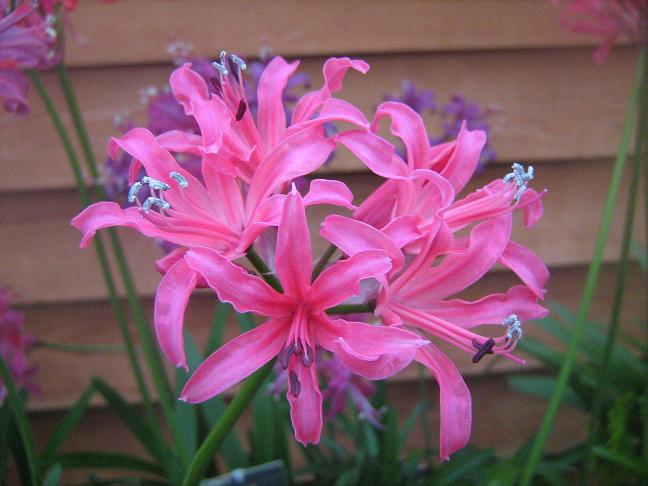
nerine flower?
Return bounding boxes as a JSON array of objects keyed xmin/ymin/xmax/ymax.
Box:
[
  {"xmin": 0, "ymin": 1, "xmax": 57, "ymax": 114},
  {"xmin": 0, "ymin": 288, "xmax": 38, "ymax": 402},
  {"xmin": 73, "ymin": 51, "xmax": 548, "ymax": 458},
  {"xmin": 553, "ymin": 0, "xmax": 647, "ymax": 63},
  {"xmin": 73, "ymin": 55, "xmax": 369, "ymax": 370},
  {"xmin": 178, "ymin": 189, "xmax": 427, "ymax": 444},
  {"xmin": 320, "ymin": 102, "xmax": 548, "ymax": 459}
]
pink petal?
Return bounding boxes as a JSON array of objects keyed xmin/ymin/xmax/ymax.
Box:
[
  {"xmin": 257, "ymin": 57, "xmax": 300, "ymax": 149},
  {"xmin": 244, "ymin": 126, "xmax": 334, "ymax": 216},
  {"xmin": 422, "ymin": 285, "xmax": 548, "ymax": 328},
  {"xmin": 292, "ymin": 57, "xmax": 369, "ymax": 124},
  {"xmin": 287, "ymin": 362, "xmax": 323, "ymax": 445},
  {"xmin": 335, "ymin": 130, "xmax": 407, "ymax": 179},
  {"xmin": 275, "ymin": 189, "xmax": 312, "ymax": 299},
  {"xmin": 184, "ymin": 247, "xmax": 294, "ymax": 316},
  {"xmin": 285, "ymin": 98, "xmax": 370, "ymax": 137},
  {"xmin": 398, "ymin": 215, "xmax": 512, "ymax": 303},
  {"xmin": 498, "ymin": 241, "xmax": 549, "ymax": 299},
  {"xmin": 156, "ymin": 130, "xmax": 203, "ymax": 156},
  {"xmin": 180, "ymin": 316, "xmax": 289, "ymax": 403},
  {"xmin": 331, "ymin": 340, "xmax": 415, "ymax": 380},
  {"xmin": 71, "ymin": 202, "xmax": 235, "ymax": 251},
  {"xmin": 311, "ymin": 250, "xmax": 392, "ymax": 309},
  {"xmin": 415, "ymin": 344, "xmax": 471, "ymax": 461},
  {"xmin": 373, "ymin": 102, "xmax": 430, "ymax": 171},
  {"xmin": 381, "ymin": 215, "xmax": 423, "ymax": 249},
  {"xmin": 316, "ymin": 317, "xmax": 428, "ymax": 357},
  {"xmin": 353, "ymin": 179, "xmax": 400, "ymax": 228},
  {"xmin": 520, "ymin": 188, "xmax": 546, "ymax": 229},
  {"xmin": 169, "ymin": 63, "xmax": 210, "ymax": 113},
  {"xmin": 432, "ymin": 122, "xmax": 487, "ymax": 193},
  {"xmin": 153, "ymin": 258, "xmax": 198, "ymax": 370},
  {"xmin": 303, "ymin": 179, "xmax": 356, "ymax": 209},
  {"xmin": 320, "ymin": 215, "xmax": 404, "ymax": 273}
]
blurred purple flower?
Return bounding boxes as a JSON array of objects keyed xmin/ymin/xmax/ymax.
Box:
[
  {"xmin": 385, "ymin": 81, "xmax": 497, "ymax": 167},
  {"xmin": 433, "ymin": 94, "xmax": 497, "ymax": 165},
  {"xmin": 0, "ymin": 1, "xmax": 58, "ymax": 115},
  {"xmin": 383, "ymin": 80, "xmax": 436, "ymax": 115},
  {"xmin": 0, "ymin": 288, "xmax": 38, "ymax": 403}
]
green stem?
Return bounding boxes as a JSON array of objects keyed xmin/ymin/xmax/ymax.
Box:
[
  {"xmin": 26, "ymin": 70, "xmax": 156, "ymax": 427},
  {"xmin": 519, "ymin": 47, "xmax": 648, "ymax": 486},
  {"xmin": 326, "ymin": 303, "xmax": 375, "ymax": 315},
  {"xmin": 0, "ymin": 357, "xmax": 38, "ymax": 486},
  {"xmin": 418, "ymin": 364, "xmax": 431, "ymax": 461},
  {"xmin": 246, "ymin": 247, "xmax": 283, "ymax": 292},
  {"xmin": 580, "ymin": 48, "xmax": 648, "ymax": 484},
  {"xmin": 312, "ymin": 244, "xmax": 337, "ymax": 281},
  {"xmin": 54, "ymin": 63, "xmax": 184, "ymax": 462},
  {"xmin": 181, "ymin": 360, "xmax": 276, "ymax": 486},
  {"xmin": 37, "ymin": 340, "xmax": 127, "ymax": 353}
]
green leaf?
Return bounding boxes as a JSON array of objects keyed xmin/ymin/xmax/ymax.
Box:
[
  {"xmin": 235, "ymin": 311, "xmax": 255, "ymax": 333},
  {"xmin": 630, "ymin": 241, "xmax": 647, "ymax": 270},
  {"xmin": 174, "ymin": 333, "xmax": 203, "ymax": 460},
  {"xmin": 60, "ymin": 452, "xmax": 165, "ymax": 476},
  {"xmin": 508, "ymin": 375, "xmax": 587, "ymax": 409},
  {"xmin": 380, "ymin": 409, "xmax": 401, "ymax": 486},
  {"xmin": 205, "ymin": 302, "xmax": 229, "ymax": 355},
  {"xmin": 91, "ymin": 378, "xmax": 168, "ymax": 463},
  {"xmin": 42, "ymin": 382, "xmax": 96, "ymax": 464},
  {"xmin": 593, "ymin": 446, "xmax": 648, "ymax": 476},
  {"xmin": 0, "ymin": 356, "xmax": 38, "ymax": 485},
  {"xmin": 400, "ymin": 401, "xmax": 428, "ymax": 444},
  {"xmin": 430, "ymin": 446, "xmax": 494, "ymax": 485},
  {"xmin": 200, "ymin": 397, "xmax": 248, "ymax": 470},
  {"xmin": 42, "ymin": 463, "xmax": 63, "ymax": 486}
]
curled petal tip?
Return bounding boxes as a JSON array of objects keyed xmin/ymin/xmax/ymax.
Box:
[{"xmin": 178, "ymin": 396, "xmax": 188, "ymax": 403}]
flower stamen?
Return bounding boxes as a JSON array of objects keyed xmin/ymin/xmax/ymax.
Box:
[{"xmin": 503, "ymin": 162, "xmax": 534, "ymax": 202}]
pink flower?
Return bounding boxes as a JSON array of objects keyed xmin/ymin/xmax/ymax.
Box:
[
  {"xmin": 178, "ymin": 189, "xmax": 427, "ymax": 444},
  {"xmin": 320, "ymin": 110, "xmax": 549, "ymax": 458},
  {"xmin": 0, "ymin": 288, "xmax": 38, "ymax": 402},
  {"xmin": 73, "ymin": 56, "xmax": 369, "ymax": 370},
  {"xmin": 340, "ymin": 102, "xmax": 545, "ymax": 249},
  {"xmin": 553, "ymin": 0, "xmax": 647, "ymax": 63},
  {"xmin": 0, "ymin": 1, "xmax": 57, "ymax": 114}
]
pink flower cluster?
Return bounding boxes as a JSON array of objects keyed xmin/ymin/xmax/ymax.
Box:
[
  {"xmin": 553, "ymin": 0, "xmax": 647, "ymax": 63},
  {"xmin": 0, "ymin": 288, "xmax": 38, "ymax": 403},
  {"xmin": 72, "ymin": 54, "xmax": 548, "ymax": 459}
]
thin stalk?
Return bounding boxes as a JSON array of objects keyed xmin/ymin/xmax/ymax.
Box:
[
  {"xmin": 246, "ymin": 247, "xmax": 282, "ymax": 292},
  {"xmin": 0, "ymin": 357, "xmax": 38, "ymax": 486},
  {"xmin": 418, "ymin": 364, "xmax": 432, "ymax": 461},
  {"xmin": 312, "ymin": 244, "xmax": 337, "ymax": 281},
  {"xmin": 27, "ymin": 70, "xmax": 156, "ymax": 427},
  {"xmin": 54, "ymin": 63, "xmax": 184, "ymax": 462},
  {"xmin": 519, "ymin": 47, "xmax": 648, "ymax": 486},
  {"xmin": 181, "ymin": 360, "xmax": 276, "ymax": 486},
  {"xmin": 326, "ymin": 303, "xmax": 375, "ymax": 315},
  {"xmin": 580, "ymin": 52, "xmax": 648, "ymax": 484},
  {"xmin": 37, "ymin": 340, "xmax": 126, "ymax": 353}
]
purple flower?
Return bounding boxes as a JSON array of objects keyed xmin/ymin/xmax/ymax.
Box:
[
  {"xmin": 0, "ymin": 288, "xmax": 38, "ymax": 403},
  {"xmin": 385, "ymin": 81, "xmax": 497, "ymax": 166},
  {"xmin": 0, "ymin": 1, "xmax": 58, "ymax": 115},
  {"xmin": 433, "ymin": 94, "xmax": 497, "ymax": 165},
  {"xmin": 384, "ymin": 80, "xmax": 436, "ymax": 115}
]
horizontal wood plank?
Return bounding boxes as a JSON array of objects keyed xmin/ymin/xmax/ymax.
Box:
[
  {"xmin": 21, "ymin": 262, "xmax": 644, "ymax": 413},
  {"xmin": 64, "ymin": 0, "xmax": 602, "ymax": 67},
  {"xmin": 0, "ymin": 160, "xmax": 643, "ymax": 305},
  {"xmin": 0, "ymin": 48, "xmax": 635, "ymax": 193}
]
